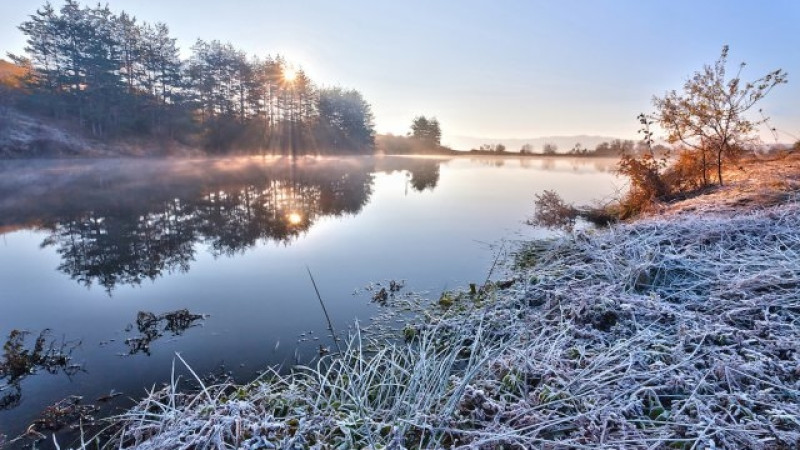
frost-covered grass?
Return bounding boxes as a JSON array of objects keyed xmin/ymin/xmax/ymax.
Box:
[{"xmin": 72, "ymin": 197, "xmax": 800, "ymax": 449}]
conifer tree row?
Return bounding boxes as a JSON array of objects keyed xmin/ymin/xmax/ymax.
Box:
[{"xmin": 10, "ymin": 0, "xmax": 375, "ymax": 154}]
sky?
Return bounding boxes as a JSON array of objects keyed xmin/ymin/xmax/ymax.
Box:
[{"xmin": 1, "ymin": 1, "xmax": 799, "ymax": 147}]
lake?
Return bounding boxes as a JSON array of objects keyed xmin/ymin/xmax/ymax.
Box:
[{"xmin": 0, "ymin": 155, "xmax": 619, "ymax": 443}]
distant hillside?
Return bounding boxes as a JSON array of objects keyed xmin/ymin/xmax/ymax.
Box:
[
  {"xmin": 0, "ymin": 59, "xmax": 26, "ymax": 87},
  {"xmin": 446, "ymin": 135, "xmax": 626, "ymax": 153},
  {"xmin": 0, "ymin": 107, "xmax": 201, "ymax": 158}
]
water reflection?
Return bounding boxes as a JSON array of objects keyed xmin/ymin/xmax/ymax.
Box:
[
  {"xmin": 125, "ymin": 309, "xmax": 207, "ymax": 356},
  {"xmin": 0, "ymin": 156, "xmax": 617, "ymax": 291},
  {"xmin": 0, "ymin": 155, "xmax": 622, "ymax": 440},
  {"xmin": 0, "ymin": 330, "xmax": 81, "ymax": 411},
  {"xmin": 0, "ymin": 157, "xmax": 444, "ymax": 291},
  {"xmin": 465, "ymin": 156, "xmax": 617, "ymax": 174},
  {"xmin": 407, "ymin": 161, "xmax": 440, "ymax": 192}
]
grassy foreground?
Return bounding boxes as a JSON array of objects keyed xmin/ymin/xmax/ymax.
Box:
[{"xmin": 66, "ymin": 189, "xmax": 800, "ymax": 449}]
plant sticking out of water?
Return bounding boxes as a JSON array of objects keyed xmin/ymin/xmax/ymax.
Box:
[
  {"xmin": 0, "ymin": 329, "xmax": 81, "ymax": 411},
  {"xmin": 530, "ymin": 189, "xmax": 618, "ymax": 231},
  {"xmin": 369, "ymin": 279, "xmax": 406, "ymax": 306},
  {"xmin": 124, "ymin": 309, "xmax": 207, "ymax": 356},
  {"xmin": 371, "ymin": 287, "xmax": 389, "ymax": 305},
  {"xmin": 307, "ymin": 267, "xmax": 343, "ymax": 356},
  {"xmin": 438, "ymin": 291, "xmax": 456, "ymax": 309}
]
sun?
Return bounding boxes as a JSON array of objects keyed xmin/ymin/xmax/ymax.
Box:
[
  {"xmin": 283, "ymin": 67, "xmax": 297, "ymax": 82},
  {"xmin": 287, "ymin": 212, "xmax": 302, "ymax": 225}
]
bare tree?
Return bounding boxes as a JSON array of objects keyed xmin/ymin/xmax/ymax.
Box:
[{"xmin": 653, "ymin": 46, "xmax": 787, "ymax": 186}]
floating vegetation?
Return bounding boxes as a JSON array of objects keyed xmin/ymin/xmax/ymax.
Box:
[
  {"xmin": 389, "ymin": 279, "xmax": 404, "ymax": 293},
  {"xmin": 10, "ymin": 396, "xmax": 100, "ymax": 446},
  {"xmin": 71, "ymin": 198, "xmax": 800, "ymax": 448},
  {"xmin": 124, "ymin": 309, "xmax": 207, "ymax": 356},
  {"xmin": 369, "ymin": 279, "xmax": 405, "ymax": 306},
  {"xmin": 96, "ymin": 390, "xmax": 124, "ymax": 403},
  {"xmin": 371, "ymin": 287, "xmax": 389, "ymax": 304},
  {"xmin": 0, "ymin": 329, "xmax": 81, "ymax": 411}
]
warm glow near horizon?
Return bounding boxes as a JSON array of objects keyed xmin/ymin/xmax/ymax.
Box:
[
  {"xmin": 283, "ymin": 67, "xmax": 297, "ymax": 83},
  {"xmin": 0, "ymin": 1, "xmax": 798, "ymax": 144}
]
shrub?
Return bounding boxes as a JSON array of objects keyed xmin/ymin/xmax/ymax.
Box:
[
  {"xmin": 661, "ymin": 148, "xmax": 709, "ymax": 195},
  {"xmin": 615, "ymin": 153, "xmax": 668, "ymax": 219},
  {"xmin": 530, "ymin": 190, "xmax": 578, "ymax": 230}
]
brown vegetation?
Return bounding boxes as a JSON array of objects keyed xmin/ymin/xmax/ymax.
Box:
[
  {"xmin": 655, "ymin": 152, "xmax": 800, "ymax": 216},
  {"xmin": 533, "ymin": 47, "xmax": 791, "ymax": 227},
  {"xmin": 376, "ymin": 133, "xmax": 452, "ymax": 155},
  {"xmin": 653, "ymin": 46, "xmax": 787, "ymax": 187},
  {"xmin": 529, "ymin": 190, "xmax": 578, "ymax": 229},
  {"xmin": 535, "ymin": 150, "xmax": 800, "ymax": 230},
  {"xmin": 0, "ymin": 60, "xmax": 27, "ymax": 88}
]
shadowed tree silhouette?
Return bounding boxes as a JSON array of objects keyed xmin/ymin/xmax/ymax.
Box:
[
  {"xmin": 9, "ymin": 1, "xmax": 377, "ymax": 153},
  {"xmin": 410, "ymin": 116, "xmax": 442, "ymax": 151}
]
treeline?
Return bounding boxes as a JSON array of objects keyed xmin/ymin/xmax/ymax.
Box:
[
  {"xmin": 8, "ymin": 1, "xmax": 375, "ymax": 154},
  {"xmin": 377, "ymin": 115, "xmax": 452, "ymax": 155},
  {"xmin": 567, "ymin": 139, "xmax": 670, "ymax": 157},
  {"xmin": 469, "ymin": 139, "xmax": 670, "ymax": 157}
]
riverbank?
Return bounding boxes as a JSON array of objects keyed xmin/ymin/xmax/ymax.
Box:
[
  {"xmin": 652, "ymin": 153, "xmax": 800, "ymax": 216},
  {"xmin": 32, "ymin": 155, "xmax": 791, "ymax": 449},
  {"xmin": 0, "ymin": 109, "xmax": 203, "ymax": 158},
  {"xmin": 1, "ymin": 105, "xmax": 624, "ymax": 161}
]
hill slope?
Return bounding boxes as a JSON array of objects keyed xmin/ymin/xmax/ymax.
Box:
[{"xmin": 0, "ymin": 59, "xmax": 26, "ymax": 87}]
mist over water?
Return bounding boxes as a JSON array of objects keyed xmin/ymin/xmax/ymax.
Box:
[{"xmin": 0, "ymin": 155, "xmax": 619, "ymax": 442}]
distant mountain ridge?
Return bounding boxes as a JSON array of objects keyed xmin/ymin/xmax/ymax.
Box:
[{"xmin": 445, "ymin": 134, "xmax": 627, "ymax": 152}]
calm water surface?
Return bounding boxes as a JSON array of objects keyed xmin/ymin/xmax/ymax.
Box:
[{"xmin": 0, "ymin": 155, "xmax": 619, "ymax": 442}]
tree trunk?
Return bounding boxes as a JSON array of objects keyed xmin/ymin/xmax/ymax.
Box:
[{"xmin": 701, "ymin": 147, "xmax": 708, "ymax": 186}]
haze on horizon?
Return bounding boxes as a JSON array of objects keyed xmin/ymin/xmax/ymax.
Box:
[{"xmin": 2, "ymin": 0, "xmax": 798, "ymax": 147}]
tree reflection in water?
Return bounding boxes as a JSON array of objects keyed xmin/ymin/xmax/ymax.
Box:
[
  {"xmin": 0, "ymin": 157, "xmax": 443, "ymax": 291},
  {"xmin": 407, "ymin": 160, "xmax": 440, "ymax": 192},
  {"xmin": 125, "ymin": 310, "xmax": 207, "ymax": 356}
]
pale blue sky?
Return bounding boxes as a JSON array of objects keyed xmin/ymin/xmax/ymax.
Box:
[{"xmin": 2, "ymin": 1, "xmax": 799, "ymax": 145}]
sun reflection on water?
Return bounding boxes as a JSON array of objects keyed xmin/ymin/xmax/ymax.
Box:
[{"xmin": 287, "ymin": 212, "xmax": 303, "ymax": 225}]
